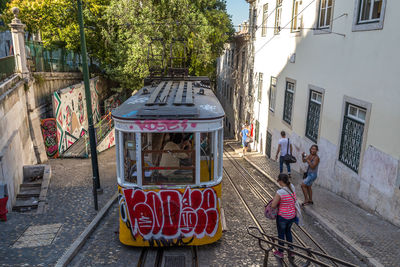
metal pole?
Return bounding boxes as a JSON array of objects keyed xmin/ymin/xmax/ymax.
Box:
[{"xmin": 76, "ymin": 0, "xmax": 102, "ymax": 205}]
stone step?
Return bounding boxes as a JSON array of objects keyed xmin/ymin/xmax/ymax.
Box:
[
  {"xmin": 12, "ymin": 198, "xmax": 39, "ymax": 212},
  {"xmin": 17, "ymin": 187, "xmax": 41, "ymax": 198},
  {"xmin": 20, "ymin": 182, "xmax": 42, "ymax": 188}
]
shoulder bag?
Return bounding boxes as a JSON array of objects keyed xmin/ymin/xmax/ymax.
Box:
[
  {"xmin": 264, "ymin": 200, "xmax": 278, "ymax": 220},
  {"xmin": 283, "ymin": 138, "xmax": 297, "ymax": 164}
]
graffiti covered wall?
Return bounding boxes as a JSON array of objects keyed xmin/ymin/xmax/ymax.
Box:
[
  {"xmin": 40, "ymin": 118, "xmax": 58, "ymax": 158},
  {"xmin": 118, "ymin": 185, "xmax": 222, "ymax": 247},
  {"xmin": 53, "ymin": 77, "xmax": 100, "ymax": 154},
  {"xmin": 96, "ymin": 128, "xmax": 115, "ymax": 153}
]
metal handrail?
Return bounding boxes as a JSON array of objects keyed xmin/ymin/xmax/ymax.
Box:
[{"xmin": 248, "ymin": 227, "xmax": 358, "ymax": 267}]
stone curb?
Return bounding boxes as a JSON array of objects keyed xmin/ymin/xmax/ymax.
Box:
[
  {"xmin": 37, "ymin": 165, "xmax": 51, "ymax": 214},
  {"xmin": 242, "ymin": 156, "xmax": 384, "ymax": 267},
  {"xmin": 55, "ymin": 192, "xmax": 118, "ymax": 267}
]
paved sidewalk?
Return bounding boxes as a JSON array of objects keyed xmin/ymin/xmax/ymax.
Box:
[
  {"xmin": 0, "ymin": 148, "xmax": 118, "ymax": 267},
  {"xmin": 227, "ymin": 141, "xmax": 400, "ymax": 267}
]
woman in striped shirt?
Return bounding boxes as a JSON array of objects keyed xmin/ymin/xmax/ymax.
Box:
[{"xmin": 271, "ymin": 173, "xmax": 296, "ymax": 259}]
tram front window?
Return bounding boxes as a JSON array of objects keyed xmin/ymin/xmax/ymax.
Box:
[{"xmin": 143, "ymin": 133, "xmax": 195, "ymax": 185}]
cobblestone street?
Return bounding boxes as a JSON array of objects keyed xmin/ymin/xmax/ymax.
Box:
[{"xmin": 0, "ymin": 148, "xmax": 117, "ymax": 266}]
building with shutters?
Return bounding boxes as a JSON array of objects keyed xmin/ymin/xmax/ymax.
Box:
[
  {"xmin": 216, "ymin": 22, "xmax": 253, "ymax": 140},
  {"xmin": 245, "ymin": 0, "xmax": 400, "ymax": 226}
]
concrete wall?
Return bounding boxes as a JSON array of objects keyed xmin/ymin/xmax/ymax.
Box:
[
  {"xmin": 31, "ymin": 72, "xmax": 83, "ymax": 118},
  {"xmin": 0, "ymin": 75, "xmax": 37, "ymax": 209},
  {"xmin": 247, "ymin": 0, "xmax": 400, "ymax": 226}
]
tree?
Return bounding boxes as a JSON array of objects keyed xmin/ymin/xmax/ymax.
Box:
[
  {"xmin": 4, "ymin": 0, "xmax": 109, "ymax": 53},
  {"xmin": 0, "ymin": 0, "xmax": 12, "ymax": 29},
  {"xmin": 4, "ymin": 0, "xmax": 233, "ymax": 90},
  {"xmin": 102, "ymin": 0, "xmax": 234, "ymax": 89}
]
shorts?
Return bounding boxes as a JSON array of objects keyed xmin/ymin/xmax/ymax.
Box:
[
  {"xmin": 242, "ymin": 140, "xmax": 249, "ymax": 147},
  {"xmin": 303, "ymin": 172, "xmax": 317, "ymax": 186}
]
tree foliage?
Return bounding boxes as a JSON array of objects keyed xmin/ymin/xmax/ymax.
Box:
[
  {"xmin": 4, "ymin": 0, "xmax": 109, "ymax": 53},
  {"xmin": 102, "ymin": 0, "xmax": 233, "ymax": 89},
  {"xmin": 4, "ymin": 0, "xmax": 233, "ymax": 90}
]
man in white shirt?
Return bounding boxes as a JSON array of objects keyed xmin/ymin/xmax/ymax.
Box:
[{"xmin": 275, "ymin": 131, "xmax": 293, "ymax": 176}]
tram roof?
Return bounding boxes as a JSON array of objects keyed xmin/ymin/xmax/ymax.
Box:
[{"xmin": 112, "ymin": 77, "xmax": 225, "ymax": 121}]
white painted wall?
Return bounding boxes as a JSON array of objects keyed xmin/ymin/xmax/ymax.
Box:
[
  {"xmin": 249, "ymin": 0, "xmax": 400, "ymax": 225},
  {"xmin": 0, "ymin": 75, "xmax": 37, "ymax": 209}
]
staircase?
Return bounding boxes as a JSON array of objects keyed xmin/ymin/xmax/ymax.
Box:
[
  {"xmin": 13, "ymin": 166, "xmax": 43, "ymax": 212},
  {"xmin": 61, "ymin": 112, "xmax": 114, "ymax": 158},
  {"xmin": 13, "ymin": 165, "xmax": 51, "ymax": 213}
]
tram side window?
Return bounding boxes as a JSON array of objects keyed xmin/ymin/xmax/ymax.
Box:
[
  {"xmin": 123, "ymin": 132, "xmax": 137, "ymax": 183},
  {"xmin": 200, "ymin": 132, "xmax": 214, "ymax": 182},
  {"xmin": 142, "ymin": 133, "xmax": 195, "ymax": 185}
]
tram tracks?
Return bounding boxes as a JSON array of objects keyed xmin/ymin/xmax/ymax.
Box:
[
  {"xmin": 222, "ymin": 147, "xmax": 356, "ymax": 266},
  {"xmin": 137, "ymin": 246, "xmax": 198, "ymax": 267}
]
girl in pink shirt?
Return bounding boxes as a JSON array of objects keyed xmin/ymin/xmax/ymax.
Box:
[{"xmin": 271, "ymin": 173, "xmax": 296, "ymax": 259}]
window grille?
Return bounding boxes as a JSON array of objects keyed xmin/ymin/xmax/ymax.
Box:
[
  {"xmin": 283, "ymin": 81, "xmax": 295, "ymax": 124},
  {"xmin": 305, "ymin": 91, "xmax": 322, "ymax": 142},
  {"xmin": 339, "ymin": 103, "xmax": 366, "ymax": 173}
]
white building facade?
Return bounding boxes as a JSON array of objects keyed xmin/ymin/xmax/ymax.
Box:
[
  {"xmin": 216, "ymin": 23, "xmax": 253, "ymax": 140},
  {"xmin": 246, "ymin": 0, "xmax": 400, "ymax": 226}
]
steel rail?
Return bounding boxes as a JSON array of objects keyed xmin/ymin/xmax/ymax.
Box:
[
  {"xmin": 137, "ymin": 248, "xmax": 148, "ymax": 267},
  {"xmin": 223, "ymin": 147, "xmax": 357, "ymax": 267},
  {"xmin": 191, "ymin": 246, "xmax": 199, "ymax": 267},
  {"xmin": 155, "ymin": 248, "xmax": 164, "ymax": 267},
  {"xmin": 225, "ymin": 150, "xmax": 333, "ymax": 258},
  {"xmin": 223, "ymin": 148, "xmax": 335, "ymax": 265},
  {"xmin": 223, "ymin": 149, "xmax": 313, "ymax": 251},
  {"xmin": 222, "ymin": 167, "xmax": 289, "ymax": 267}
]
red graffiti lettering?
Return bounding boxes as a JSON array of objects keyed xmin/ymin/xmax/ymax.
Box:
[
  {"xmin": 121, "ymin": 187, "xmax": 219, "ymax": 240},
  {"xmin": 134, "ymin": 120, "xmax": 197, "ymax": 132}
]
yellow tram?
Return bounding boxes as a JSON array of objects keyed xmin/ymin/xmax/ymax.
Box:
[{"xmin": 112, "ymin": 77, "xmax": 224, "ymax": 247}]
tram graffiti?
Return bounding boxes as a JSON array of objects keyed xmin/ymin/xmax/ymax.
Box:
[
  {"xmin": 120, "ymin": 187, "xmax": 219, "ymax": 242},
  {"xmin": 40, "ymin": 118, "xmax": 58, "ymax": 158},
  {"xmin": 134, "ymin": 120, "xmax": 197, "ymax": 132}
]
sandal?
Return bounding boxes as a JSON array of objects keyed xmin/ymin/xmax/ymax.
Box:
[{"xmin": 301, "ymin": 202, "xmax": 311, "ymax": 206}]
